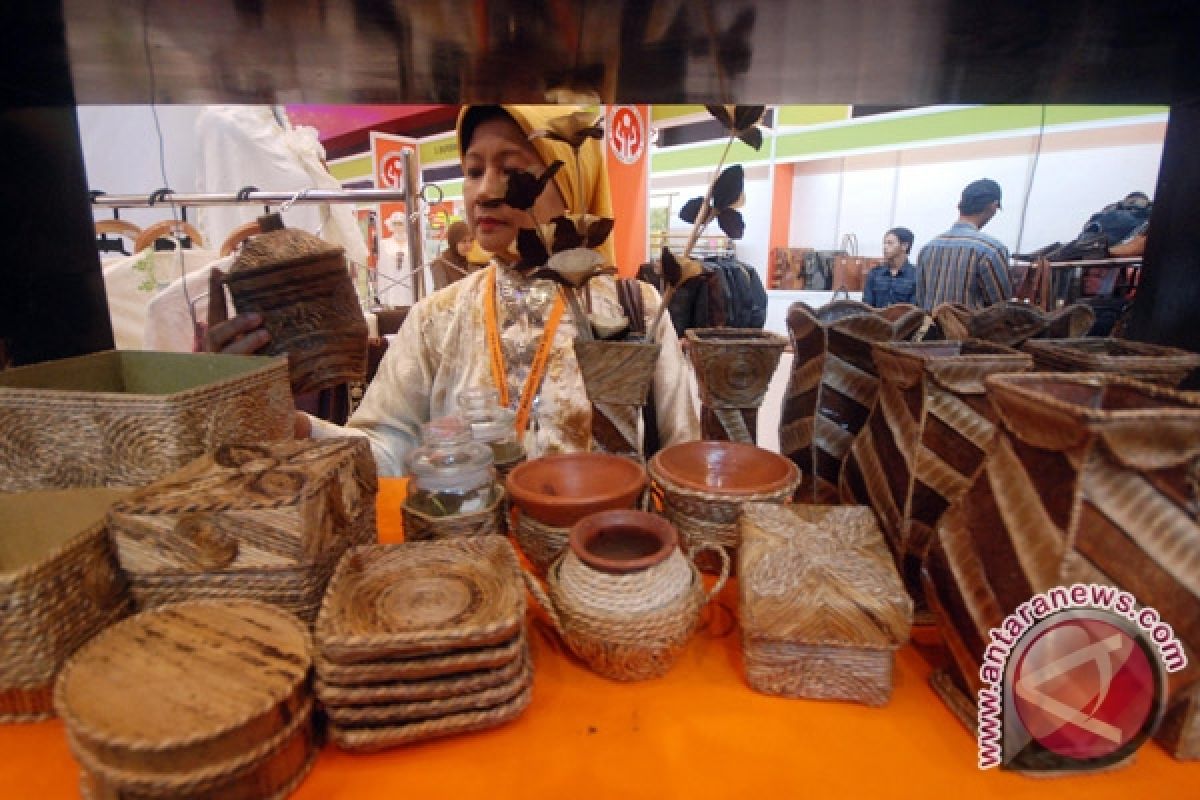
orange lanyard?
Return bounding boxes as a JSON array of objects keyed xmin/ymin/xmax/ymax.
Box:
[{"xmin": 483, "ymin": 265, "xmax": 565, "ymax": 437}]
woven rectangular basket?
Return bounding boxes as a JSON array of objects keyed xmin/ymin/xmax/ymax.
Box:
[
  {"xmin": 1022, "ymin": 337, "xmax": 1200, "ymax": 387},
  {"xmin": 0, "ymin": 351, "xmax": 293, "ymax": 491},
  {"xmin": 0, "ymin": 488, "xmax": 131, "ymax": 722},
  {"xmin": 738, "ymin": 503, "xmax": 912, "ymax": 706}
]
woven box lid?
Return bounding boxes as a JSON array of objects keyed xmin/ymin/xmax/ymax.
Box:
[
  {"xmin": 738, "ymin": 503, "xmax": 911, "ymax": 649},
  {"xmin": 1, "ymin": 488, "xmax": 131, "ymax": 720},
  {"xmin": 0, "ymin": 351, "xmax": 292, "ymax": 492},
  {"xmin": 107, "ymin": 438, "xmax": 378, "ymax": 577}
]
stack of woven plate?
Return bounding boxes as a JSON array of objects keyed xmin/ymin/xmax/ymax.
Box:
[
  {"xmin": 53, "ymin": 600, "xmax": 315, "ymax": 799},
  {"xmin": 315, "ymin": 536, "xmax": 533, "ymax": 752}
]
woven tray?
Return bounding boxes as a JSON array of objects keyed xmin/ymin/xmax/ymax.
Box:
[
  {"xmin": 107, "ymin": 438, "xmax": 378, "ymax": 576},
  {"xmin": 314, "ymin": 635, "xmax": 525, "ymax": 686},
  {"xmin": 316, "ymin": 537, "xmax": 525, "ymax": 663},
  {"xmin": 316, "ymin": 646, "xmax": 529, "ymax": 706},
  {"xmin": 1022, "ymin": 337, "xmax": 1200, "ymax": 386},
  {"xmin": 324, "ymin": 661, "xmax": 532, "ymax": 726},
  {"xmin": 402, "ymin": 486, "xmax": 508, "ymax": 541},
  {"xmin": 327, "ymin": 685, "xmax": 533, "ymax": 753},
  {"xmin": 54, "ymin": 600, "xmax": 312, "ymax": 777},
  {"xmin": 738, "ymin": 503, "xmax": 912, "ymax": 705},
  {"xmin": 1, "ymin": 488, "xmax": 132, "ymax": 722},
  {"xmin": 0, "ymin": 351, "xmax": 292, "ymax": 492}
]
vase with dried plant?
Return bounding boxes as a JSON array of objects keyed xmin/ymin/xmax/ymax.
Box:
[{"xmin": 654, "ymin": 106, "xmax": 788, "ymax": 443}]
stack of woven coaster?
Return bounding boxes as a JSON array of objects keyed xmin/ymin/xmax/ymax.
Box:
[{"xmin": 314, "ymin": 536, "xmax": 533, "ymax": 752}]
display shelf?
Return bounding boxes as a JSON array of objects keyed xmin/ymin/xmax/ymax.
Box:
[{"xmin": 0, "ymin": 478, "xmax": 1191, "ymax": 799}]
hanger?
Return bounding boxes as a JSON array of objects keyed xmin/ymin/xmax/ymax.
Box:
[
  {"xmin": 220, "ymin": 221, "xmax": 262, "ymax": 257},
  {"xmin": 134, "ymin": 219, "xmax": 205, "ymax": 253},
  {"xmin": 94, "ymin": 219, "xmax": 142, "ymax": 256}
]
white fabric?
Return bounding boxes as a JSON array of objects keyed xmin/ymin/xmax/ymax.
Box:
[
  {"xmin": 310, "ymin": 263, "xmax": 700, "ymax": 477},
  {"xmin": 194, "ymin": 106, "xmax": 368, "ymax": 266},
  {"xmin": 102, "ymin": 247, "xmax": 218, "ymax": 350},
  {"xmin": 143, "ymin": 255, "xmax": 235, "ymax": 352}
]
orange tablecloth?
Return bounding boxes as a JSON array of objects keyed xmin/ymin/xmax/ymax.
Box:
[{"xmin": 1, "ymin": 478, "xmax": 1191, "ymax": 798}]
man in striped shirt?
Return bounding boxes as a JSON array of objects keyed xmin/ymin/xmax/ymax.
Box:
[{"xmin": 915, "ymin": 179, "xmax": 1013, "ymax": 310}]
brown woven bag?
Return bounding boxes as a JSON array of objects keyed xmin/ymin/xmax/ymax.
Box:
[
  {"xmin": 779, "ymin": 301, "xmax": 924, "ymax": 503},
  {"xmin": 687, "ymin": 328, "xmax": 788, "ymax": 443}
]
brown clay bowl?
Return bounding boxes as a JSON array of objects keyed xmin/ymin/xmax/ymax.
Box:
[
  {"xmin": 650, "ymin": 440, "xmax": 798, "ymax": 496},
  {"xmin": 506, "ymin": 453, "xmax": 647, "ymax": 528},
  {"xmin": 569, "ymin": 510, "xmax": 678, "ymax": 575}
]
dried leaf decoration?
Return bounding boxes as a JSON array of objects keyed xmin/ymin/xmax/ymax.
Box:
[
  {"xmin": 530, "ymin": 110, "xmax": 605, "ymax": 149},
  {"xmin": 531, "ymin": 247, "xmax": 615, "ymax": 289},
  {"xmin": 503, "ymin": 161, "xmax": 563, "ymax": 211},
  {"xmin": 515, "ymin": 227, "xmax": 550, "ymax": 270},
  {"xmin": 660, "ymin": 247, "xmax": 704, "ymax": 291},
  {"xmin": 679, "ymin": 164, "xmax": 746, "ymax": 240},
  {"xmin": 705, "ymin": 104, "xmax": 765, "ymax": 151}
]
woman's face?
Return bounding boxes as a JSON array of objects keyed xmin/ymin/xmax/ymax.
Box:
[
  {"xmin": 455, "ymin": 235, "xmax": 473, "ymax": 258},
  {"xmin": 462, "ymin": 116, "xmax": 567, "ymax": 258}
]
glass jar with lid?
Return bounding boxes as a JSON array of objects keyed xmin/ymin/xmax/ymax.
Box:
[
  {"xmin": 457, "ymin": 388, "xmax": 525, "ymax": 472},
  {"xmin": 405, "ymin": 416, "xmax": 499, "ymax": 517}
]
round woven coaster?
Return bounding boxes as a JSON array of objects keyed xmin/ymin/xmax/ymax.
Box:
[{"xmin": 316, "ymin": 538, "xmax": 525, "ymax": 663}]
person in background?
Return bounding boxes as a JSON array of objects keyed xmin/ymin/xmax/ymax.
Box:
[
  {"xmin": 428, "ymin": 220, "xmax": 476, "ymax": 291},
  {"xmin": 914, "ymin": 179, "xmax": 1012, "ymax": 310},
  {"xmin": 863, "ymin": 227, "xmax": 916, "ymax": 307}
]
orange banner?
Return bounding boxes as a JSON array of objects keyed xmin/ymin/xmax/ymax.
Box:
[{"xmin": 605, "ymin": 105, "xmax": 649, "ymax": 277}]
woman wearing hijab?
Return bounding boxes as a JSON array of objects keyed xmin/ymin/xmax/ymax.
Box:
[
  {"xmin": 428, "ymin": 220, "xmax": 475, "ymax": 290},
  {"xmin": 213, "ymin": 105, "xmax": 698, "ymax": 475}
]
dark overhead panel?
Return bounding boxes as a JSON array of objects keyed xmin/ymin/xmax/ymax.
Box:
[{"xmin": 61, "ymin": 0, "xmax": 1199, "ymax": 105}]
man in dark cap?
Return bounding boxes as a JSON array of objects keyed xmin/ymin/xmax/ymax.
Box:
[{"xmin": 914, "ymin": 178, "xmax": 1012, "ymax": 310}]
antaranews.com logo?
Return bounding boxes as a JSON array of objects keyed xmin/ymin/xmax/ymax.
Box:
[{"xmin": 977, "ymin": 583, "xmax": 1187, "ymax": 772}]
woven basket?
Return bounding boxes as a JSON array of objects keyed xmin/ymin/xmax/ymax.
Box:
[
  {"xmin": 224, "ymin": 215, "xmax": 367, "ymax": 395},
  {"xmin": 0, "ymin": 351, "xmax": 292, "ymax": 492},
  {"xmin": 923, "ymin": 372, "xmax": 1200, "ymax": 757},
  {"xmin": 1022, "ymin": 337, "xmax": 1200, "ymax": 387},
  {"xmin": 574, "ymin": 339, "xmax": 660, "ymax": 456},
  {"xmin": 780, "ymin": 301, "xmax": 924, "ymax": 503},
  {"xmin": 54, "ymin": 600, "xmax": 314, "ymax": 797},
  {"xmin": 687, "ymin": 328, "xmax": 788, "ymax": 444},
  {"xmin": 524, "ymin": 542, "xmax": 728, "ymax": 682},
  {"xmin": 0, "ymin": 488, "xmax": 132, "ymax": 722},
  {"xmin": 932, "ymin": 302, "xmax": 1095, "ymax": 346},
  {"xmin": 513, "ymin": 512, "xmax": 571, "ymax": 575},
  {"xmin": 739, "ymin": 504, "xmax": 912, "ymax": 705},
  {"xmin": 316, "ymin": 538, "xmax": 526, "ymax": 664},
  {"xmin": 648, "ymin": 444, "xmax": 799, "ymax": 574},
  {"xmin": 402, "ymin": 486, "xmax": 508, "ymax": 541},
  {"xmin": 840, "ymin": 339, "xmax": 1033, "ymax": 608}
]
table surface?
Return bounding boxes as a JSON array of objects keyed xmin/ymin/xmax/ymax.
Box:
[{"xmin": 1, "ymin": 478, "xmax": 1192, "ymax": 799}]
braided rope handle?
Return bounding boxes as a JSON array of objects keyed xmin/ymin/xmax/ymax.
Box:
[
  {"xmin": 687, "ymin": 542, "xmax": 730, "ymax": 602},
  {"xmin": 520, "ymin": 567, "xmax": 565, "ymax": 637}
]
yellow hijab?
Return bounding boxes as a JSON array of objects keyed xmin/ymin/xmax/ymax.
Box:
[{"xmin": 457, "ymin": 105, "xmax": 615, "ymax": 265}]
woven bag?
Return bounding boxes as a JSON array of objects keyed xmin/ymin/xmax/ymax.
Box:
[
  {"xmin": 923, "ymin": 373, "xmax": 1200, "ymax": 759},
  {"xmin": 573, "ymin": 339, "xmax": 660, "ymax": 457},
  {"xmin": 779, "ymin": 301, "xmax": 924, "ymax": 503},
  {"xmin": 931, "ymin": 301, "xmax": 1094, "ymax": 346},
  {"xmin": 686, "ymin": 327, "xmax": 788, "ymax": 443}
]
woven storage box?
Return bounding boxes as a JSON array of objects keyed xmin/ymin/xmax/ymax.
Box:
[
  {"xmin": 1022, "ymin": 337, "xmax": 1200, "ymax": 387},
  {"xmin": 780, "ymin": 301, "xmax": 924, "ymax": 503},
  {"xmin": 922, "ymin": 373, "xmax": 1200, "ymax": 759},
  {"xmin": 841, "ymin": 339, "xmax": 1033, "ymax": 606},
  {"xmin": 0, "ymin": 488, "xmax": 132, "ymax": 722},
  {"xmin": 0, "ymin": 351, "xmax": 292, "ymax": 492},
  {"xmin": 738, "ymin": 503, "xmax": 912, "ymax": 705},
  {"xmin": 54, "ymin": 600, "xmax": 315, "ymax": 799},
  {"xmin": 106, "ymin": 438, "xmax": 377, "ymax": 623}
]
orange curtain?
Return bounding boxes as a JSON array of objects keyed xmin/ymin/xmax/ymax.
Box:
[{"xmin": 605, "ymin": 105, "xmax": 650, "ymax": 277}]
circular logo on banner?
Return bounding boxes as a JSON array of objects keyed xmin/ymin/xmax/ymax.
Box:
[
  {"xmin": 608, "ymin": 106, "xmax": 645, "ymax": 165},
  {"xmin": 379, "ymin": 150, "xmax": 405, "ymax": 188},
  {"xmin": 1010, "ymin": 612, "xmax": 1161, "ymax": 764}
]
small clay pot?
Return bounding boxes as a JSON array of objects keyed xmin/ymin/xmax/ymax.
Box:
[
  {"xmin": 569, "ymin": 510, "xmax": 677, "ymax": 575},
  {"xmin": 649, "ymin": 441, "xmax": 798, "ymax": 496},
  {"xmin": 506, "ymin": 453, "xmax": 647, "ymax": 528}
]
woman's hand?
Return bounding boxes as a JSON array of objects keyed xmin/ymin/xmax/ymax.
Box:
[{"xmin": 204, "ymin": 268, "xmax": 270, "ymax": 354}]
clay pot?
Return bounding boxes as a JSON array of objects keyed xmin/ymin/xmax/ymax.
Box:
[
  {"xmin": 569, "ymin": 510, "xmax": 677, "ymax": 575},
  {"xmin": 649, "ymin": 441, "xmax": 798, "ymax": 496},
  {"xmin": 506, "ymin": 453, "xmax": 647, "ymax": 528}
]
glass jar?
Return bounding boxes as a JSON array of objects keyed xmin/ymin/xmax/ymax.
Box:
[
  {"xmin": 405, "ymin": 416, "xmax": 499, "ymax": 517},
  {"xmin": 457, "ymin": 389, "xmax": 525, "ymax": 469}
]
